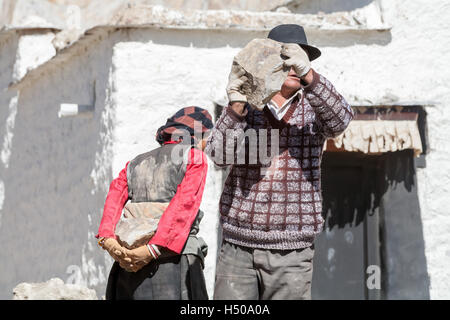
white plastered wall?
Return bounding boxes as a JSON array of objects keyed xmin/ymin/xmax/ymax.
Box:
[
  {"xmin": 0, "ymin": 33, "xmax": 19, "ymax": 230},
  {"xmin": 110, "ymin": 28, "xmax": 242, "ymax": 298},
  {"xmin": 109, "ymin": 0, "xmax": 450, "ymax": 299},
  {"xmin": 0, "ymin": 30, "xmax": 55, "ymax": 227},
  {"xmin": 0, "ymin": 30, "xmax": 122, "ymax": 299},
  {"xmin": 308, "ymin": 0, "xmax": 450, "ymax": 299}
]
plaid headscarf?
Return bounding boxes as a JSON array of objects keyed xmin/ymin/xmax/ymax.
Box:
[{"xmin": 156, "ymin": 106, "xmax": 214, "ymax": 145}]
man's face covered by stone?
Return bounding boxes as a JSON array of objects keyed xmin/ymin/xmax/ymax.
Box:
[{"xmin": 282, "ymin": 66, "xmax": 302, "ymax": 92}]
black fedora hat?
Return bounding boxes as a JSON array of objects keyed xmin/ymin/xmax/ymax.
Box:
[{"xmin": 268, "ymin": 24, "xmax": 321, "ymax": 61}]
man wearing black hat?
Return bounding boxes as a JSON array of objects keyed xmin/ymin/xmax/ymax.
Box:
[{"xmin": 206, "ymin": 24, "xmax": 354, "ymax": 300}]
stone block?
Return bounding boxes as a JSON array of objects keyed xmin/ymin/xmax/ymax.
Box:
[
  {"xmin": 115, "ymin": 201, "xmax": 169, "ymax": 249},
  {"xmin": 13, "ymin": 278, "xmax": 97, "ymax": 300},
  {"xmin": 232, "ymin": 38, "xmax": 289, "ymax": 109}
]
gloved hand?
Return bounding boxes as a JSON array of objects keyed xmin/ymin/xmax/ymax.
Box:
[
  {"xmin": 102, "ymin": 238, "xmax": 128, "ymax": 263},
  {"xmin": 226, "ymin": 64, "xmax": 248, "ymax": 103},
  {"xmin": 121, "ymin": 245, "xmax": 154, "ymax": 273},
  {"xmin": 278, "ymin": 43, "xmax": 311, "ymax": 78}
]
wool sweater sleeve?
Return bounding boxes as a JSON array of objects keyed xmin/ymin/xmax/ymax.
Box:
[
  {"xmin": 204, "ymin": 104, "xmax": 249, "ymax": 167},
  {"xmin": 148, "ymin": 148, "xmax": 208, "ymax": 254},
  {"xmin": 96, "ymin": 162, "xmax": 130, "ymax": 239},
  {"xmin": 304, "ymin": 69, "xmax": 354, "ymax": 138}
]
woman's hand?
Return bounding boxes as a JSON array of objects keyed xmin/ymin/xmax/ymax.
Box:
[
  {"xmin": 120, "ymin": 246, "xmax": 154, "ymax": 273},
  {"xmin": 102, "ymin": 238, "xmax": 128, "ymax": 262}
]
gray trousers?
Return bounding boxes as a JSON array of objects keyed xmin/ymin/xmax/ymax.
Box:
[{"xmin": 213, "ymin": 240, "xmax": 314, "ymax": 300}]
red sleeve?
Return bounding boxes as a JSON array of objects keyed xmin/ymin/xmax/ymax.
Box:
[
  {"xmin": 96, "ymin": 162, "xmax": 130, "ymax": 239},
  {"xmin": 148, "ymin": 148, "xmax": 208, "ymax": 254}
]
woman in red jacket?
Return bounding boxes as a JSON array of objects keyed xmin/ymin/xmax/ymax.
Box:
[{"xmin": 96, "ymin": 106, "xmax": 213, "ymax": 300}]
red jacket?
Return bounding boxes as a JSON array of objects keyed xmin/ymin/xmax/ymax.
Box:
[{"xmin": 96, "ymin": 144, "xmax": 208, "ymax": 254}]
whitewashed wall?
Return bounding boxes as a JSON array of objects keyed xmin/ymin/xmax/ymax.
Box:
[
  {"xmin": 0, "ymin": 31, "xmax": 120, "ymax": 299},
  {"xmin": 110, "ymin": 28, "xmax": 245, "ymax": 298},
  {"xmin": 0, "ymin": 33, "xmax": 19, "ymax": 232},
  {"xmin": 308, "ymin": 0, "xmax": 450, "ymax": 299},
  {"xmin": 0, "ymin": 30, "xmax": 55, "ymax": 233},
  {"xmin": 95, "ymin": 0, "xmax": 450, "ymax": 299}
]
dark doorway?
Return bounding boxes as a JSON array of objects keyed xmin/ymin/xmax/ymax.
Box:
[{"xmin": 311, "ymin": 150, "xmax": 430, "ymax": 299}]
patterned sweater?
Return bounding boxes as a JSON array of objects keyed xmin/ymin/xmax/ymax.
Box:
[{"xmin": 205, "ymin": 69, "xmax": 354, "ymax": 250}]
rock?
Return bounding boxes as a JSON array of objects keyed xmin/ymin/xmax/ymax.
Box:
[
  {"xmin": 122, "ymin": 201, "xmax": 168, "ymax": 219},
  {"xmin": 115, "ymin": 216, "xmax": 160, "ymax": 249},
  {"xmin": 115, "ymin": 201, "xmax": 169, "ymax": 249},
  {"xmin": 230, "ymin": 38, "xmax": 289, "ymax": 110},
  {"xmin": 13, "ymin": 278, "xmax": 97, "ymax": 300},
  {"xmin": 52, "ymin": 29, "xmax": 84, "ymax": 51}
]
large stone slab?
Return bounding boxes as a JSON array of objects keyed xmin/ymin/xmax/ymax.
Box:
[
  {"xmin": 115, "ymin": 201, "xmax": 169, "ymax": 249},
  {"xmin": 115, "ymin": 216, "xmax": 160, "ymax": 249},
  {"xmin": 13, "ymin": 278, "xmax": 98, "ymax": 300},
  {"xmin": 232, "ymin": 38, "xmax": 289, "ymax": 110},
  {"xmin": 122, "ymin": 201, "xmax": 169, "ymax": 219}
]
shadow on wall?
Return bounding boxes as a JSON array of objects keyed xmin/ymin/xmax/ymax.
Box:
[
  {"xmin": 287, "ymin": 0, "xmax": 375, "ymax": 14},
  {"xmin": 0, "ymin": 36, "xmax": 116, "ymax": 299},
  {"xmin": 319, "ymin": 150, "xmax": 430, "ymax": 299},
  {"xmin": 126, "ymin": 27, "xmax": 392, "ymax": 50},
  {"xmin": 380, "ymin": 150, "xmax": 430, "ymax": 299},
  {"xmin": 308, "ymin": 29, "xmax": 392, "ymax": 47},
  {"xmin": 0, "ymin": 33, "xmax": 19, "ymax": 138},
  {"xmin": 0, "ymin": 32, "xmax": 20, "ymax": 235}
]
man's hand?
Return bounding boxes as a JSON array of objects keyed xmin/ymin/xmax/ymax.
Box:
[
  {"xmin": 102, "ymin": 238, "xmax": 128, "ymax": 263},
  {"xmin": 226, "ymin": 64, "xmax": 248, "ymax": 103},
  {"xmin": 120, "ymin": 246, "xmax": 154, "ymax": 273},
  {"xmin": 279, "ymin": 43, "xmax": 311, "ymax": 78}
]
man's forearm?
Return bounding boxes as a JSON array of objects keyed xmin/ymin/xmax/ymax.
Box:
[
  {"xmin": 204, "ymin": 102, "xmax": 248, "ymax": 167},
  {"xmin": 304, "ymin": 69, "xmax": 354, "ymax": 137}
]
